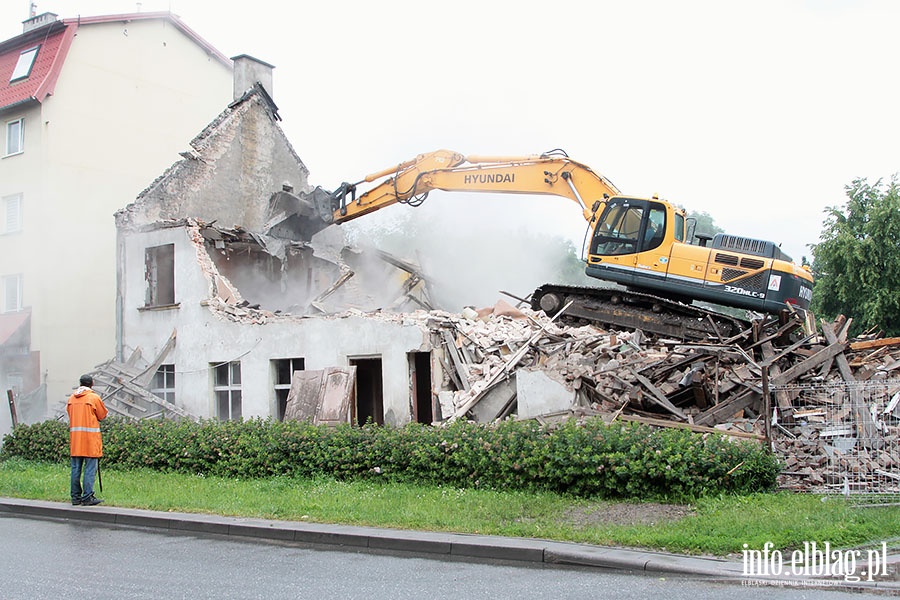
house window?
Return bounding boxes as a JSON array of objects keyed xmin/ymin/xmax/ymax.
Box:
[
  {"xmin": 2, "ymin": 274, "xmax": 23, "ymax": 313},
  {"xmin": 6, "ymin": 119, "xmax": 24, "ymax": 156},
  {"xmin": 273, "ymin": 357, "xmax": 304, "ymax": 420},
  {"xmin": 214, "ymin": 361, "xmax": 241, "ymax": 421},
  {"xmin": 145, "ymin": 244, "xmax": 175, "ymax": 306},
  {"xmin": 151, "ymin": 364, "xmax": 176, "ymax": 404},
  {"xmin": 10, "ymin": 47, "xmax": 39, "ymax": 82},
  {"xmin": 3, "ymin": 194, "xmax": 23, "ymax": 233}
]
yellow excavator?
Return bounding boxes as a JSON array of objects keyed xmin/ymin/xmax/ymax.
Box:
[{"xmin": 301, "ymin": 149, "xmax": 813, "ymax": 339}]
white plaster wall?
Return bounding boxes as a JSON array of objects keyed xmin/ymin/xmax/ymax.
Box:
[{"xmin": 122, "ymin": 228, "xmax": 430, "ymax": 426}]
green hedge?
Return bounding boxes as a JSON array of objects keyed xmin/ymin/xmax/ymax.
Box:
[{"xmin": 0, "ymin": 417, "xmax": 779, "ymax": 500}]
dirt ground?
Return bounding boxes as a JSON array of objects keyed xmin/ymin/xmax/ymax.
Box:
[{"xmin": 561, "ymin": 501, "xmax": 695, "ymax": 528}]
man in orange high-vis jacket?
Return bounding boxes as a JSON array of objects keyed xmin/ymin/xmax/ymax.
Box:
[{"xmin": 67, "ymin": 374, "xmax": 108, "ymax": 506}]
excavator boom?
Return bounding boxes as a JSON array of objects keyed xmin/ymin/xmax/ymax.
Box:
[{"xmin": 328, "ymin": 149, "xmax": 620, "ymax": 225}]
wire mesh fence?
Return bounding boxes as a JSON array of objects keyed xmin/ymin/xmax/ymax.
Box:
[{"xmin": 772, "ymin": 379, "xmax": 900, "ymax": 505}]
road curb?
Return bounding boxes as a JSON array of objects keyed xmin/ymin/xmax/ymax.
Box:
[{"xmin": 3, "ymin": 496, "xmax": 900, "ymax": 592}]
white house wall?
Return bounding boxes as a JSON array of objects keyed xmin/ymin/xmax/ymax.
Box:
[{"xmin": 121, "ymin": 225, "xmax": 431, "ymax": 426}]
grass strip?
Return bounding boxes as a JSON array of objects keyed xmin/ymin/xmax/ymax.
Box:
[{"xmin": 2, "ymin": 458, "xmax": 898, "ymax": 557}]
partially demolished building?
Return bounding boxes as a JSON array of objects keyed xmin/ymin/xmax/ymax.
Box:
[{"xmin": 113, "ymin": 56, "xmax": 441, "ymax": 426}]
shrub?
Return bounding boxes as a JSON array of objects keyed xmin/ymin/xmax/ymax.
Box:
[
  {"xmin": 0, "ymin": 420, "xmax": 68, "ymax": 463},
  {"xmin": 0, "ymin": 416, "xmax": 779, "ymax": 500}
]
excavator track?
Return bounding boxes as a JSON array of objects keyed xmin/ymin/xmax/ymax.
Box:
[{"xmin": 531, "ymin": 284, "xmax": 749, "ymax": 341}]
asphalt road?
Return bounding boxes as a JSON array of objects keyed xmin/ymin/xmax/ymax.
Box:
[{"xmin": 0, "ymin": 515, "xmax": 882, "ymax": 600}]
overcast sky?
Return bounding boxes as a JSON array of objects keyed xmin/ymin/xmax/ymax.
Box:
[{"xmin": 3, "ymin": 0, "xmax": 898, "ymax": 265}]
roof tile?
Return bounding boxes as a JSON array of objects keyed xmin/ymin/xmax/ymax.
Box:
[{"xmin": 0, "ymin": 24, "xmax": 70, "ymax": 110}]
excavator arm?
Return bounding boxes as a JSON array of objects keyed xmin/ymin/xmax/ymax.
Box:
[{"xmin": 327, "ymin": 149, "xmax": 621, "ymax": 224}]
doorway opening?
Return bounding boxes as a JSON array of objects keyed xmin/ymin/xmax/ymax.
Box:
[
  {"xmin": 409, "ymin": 352, "xmax": 433, "ymax": 424},
  {"xmin": 350, "ymin": 357, "xmax": 383, "ymax": 425}
]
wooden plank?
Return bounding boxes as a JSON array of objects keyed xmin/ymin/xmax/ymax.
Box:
[
  {"xmin": 817, "ymin": 317, "xmax": 850, "ymax": 376},
  {"xmin": 309, "ymin": 270, "xmax": 355, "ymax": 312},
  {"xmin": 630, "ymin": 369, "xmax": 688, "ymax": 421},
  {"xmin": 637, "ymin": 352, "xmax": 703, "ymax": 381},
  {"xmin": 96, "ymin": 329, "xmax": 177, "ymax": 402},
  {"xmin": 442, "ymin": 329, "xmax": 471, "ymax": 392},
  {"xmin": 744, "ymin": 317, "xmax": 805, "ymax": 351},
  {"xmin": 849, "ymin": 337, "xmax": 900, "ymax": 351},
  {"xmin": 850, "ymin": 387, "xmax": 883, "ymax": 450},
  {"xmin": 6, "ymin": 389, "xmax": 18, "ymax": 427},
  {"xmin": 771, "ymin": 341, "xmax": 849, "ymax": 385},
  {"xmin": 133, "ymin": 329, "xmax": 177, "ymax": 387},
  {"xmin": 616, "ymin": 413, "xmax": 766, "ymax": 441},
  {"xmin": 761, "ymin": 342, "xmax": 794, "ymax": 418},
  {"xmin": 757, "ymin": 333, "xmax": 817, "ymax": 368},
  {"xmin": 693, "ymin": 389, "xmax": 759, "ymax": 426},
  {"xmin": 821, "ymin": 318, "xmax": 855, "ymax": 382}
]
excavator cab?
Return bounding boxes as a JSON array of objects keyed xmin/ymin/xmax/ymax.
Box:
[{"xmin": 588, "ymin": 197, "xmax": 678, "ymax": 258}]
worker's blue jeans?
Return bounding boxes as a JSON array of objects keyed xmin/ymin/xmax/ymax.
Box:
[{"xmin": 70, "ymin": 457, "xmax": 98, "ymax": 503}]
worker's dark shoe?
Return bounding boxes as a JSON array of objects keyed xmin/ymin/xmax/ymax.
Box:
[
  {"xmin": 71, "ymin": 498, "xmax": 82, "ymax": 506},
  {"xmin": 81, "ymin": 495, "xmax": 103, "ymax": 506}
]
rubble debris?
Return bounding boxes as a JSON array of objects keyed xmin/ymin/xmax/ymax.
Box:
[
  {"xmin": 425, "ymin": 300, "xmax": 899, "ymax": 495},
  {"xmin": 54, "ymin": 330, "xmax": 199, "ymax": 421},
  {"xmin": 191, "ymin": 219, "xmax": 434, "ymax": 318}
]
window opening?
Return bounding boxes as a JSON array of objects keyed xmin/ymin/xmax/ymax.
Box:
[
  {"xmin": 10, "ymin": 47, "xmax": 39, "ymax": 81},
  {"xmin": 3, "ymin": 194, "xmax": 22, "ymax": 233},
  {"xmin": 2, "ymin": 274, "xmax": 23, "ymax": 313},
  {"xmin": 6, "ymin": 373, "xmax": 23, "ymax": 396},
  {"xmin": 6, "ymin": 119, "xmax": 24, "ymax": 156},
  {"xmin": 591, "ymin": 201, "xmax": 644, "ymax": 256},
  {"xmin": 145, "ymin": 244, "xmax": 175, "ymax": 306},
  {"xmin": 674, "ymin": 213, "xmax": 685, "ymax": 242},
  {"xmin": 213, "ymin": 361, "xmax": 241, "ymax": 421},
  {"xmin": 273, "ymin": 357, "xmax": 305, "ymax": 421},
  {"xmin": 641, "ymin": 205, "xmax": 667, "ymax": 252},
  {"xmin": 151, "ymin": 364, "xmax": 175, "ymax": 404}
]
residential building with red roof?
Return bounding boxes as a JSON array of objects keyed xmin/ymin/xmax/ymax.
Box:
[{"xmin": 0, "ymin": 10, "xmax": 233, "ymax": 435}]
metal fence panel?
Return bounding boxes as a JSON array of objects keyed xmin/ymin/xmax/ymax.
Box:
[{"xmin": 773, "ymin": 379, "xmax": 900, "ymax": 504}]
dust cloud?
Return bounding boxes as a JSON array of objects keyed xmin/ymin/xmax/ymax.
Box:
[
  {"xmin": 342, "ymin": 194, "xmax": 595, "ymax": 312},
  {"xmin": 204, "ymin": 191, "xmax": 598, "ymax": 315}
]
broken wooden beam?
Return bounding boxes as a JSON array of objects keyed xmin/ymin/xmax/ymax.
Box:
[
  {"xmin": 821, "ymin": 318, "xmax": 855, "ymax": 383},
  {"xmin": 616, "ymin": 413, "xmax": 766, "ymax": 441},
  {"xmin": 849, "ymin": 337, "xmax": 900, "ymax": 351},
  {"xmin": 770, "ymin": 340, "xmax": 849, "ymax": 385},
  {"xmin": 693, "ymin": 389, "xmax": 760, "ymax": 426},
  {"xmin": 629, "ymin": 369, "xmax": 688, "ymax": 421}
]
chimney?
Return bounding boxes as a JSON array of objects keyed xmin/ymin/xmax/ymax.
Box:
[
  {"xmin": 23, "ymin": 11, "xmax": 58, "ymax": 33},
  {"xmin": 231, "ymin": 54, "xmax": 275, "ymax": 101}
]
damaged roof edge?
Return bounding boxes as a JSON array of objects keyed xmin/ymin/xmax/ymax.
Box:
[{"xmin": 119, "ymin": 89, "xmax": 310, "ymax": 221}]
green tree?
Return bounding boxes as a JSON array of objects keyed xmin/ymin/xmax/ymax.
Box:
[
  {"xmin": 810, "ymin": 177, "xmax": 900, "ymax": 337},
  {"xmin": 685, "ymin": 210, "xmax": 724, "ymax": 241}
]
